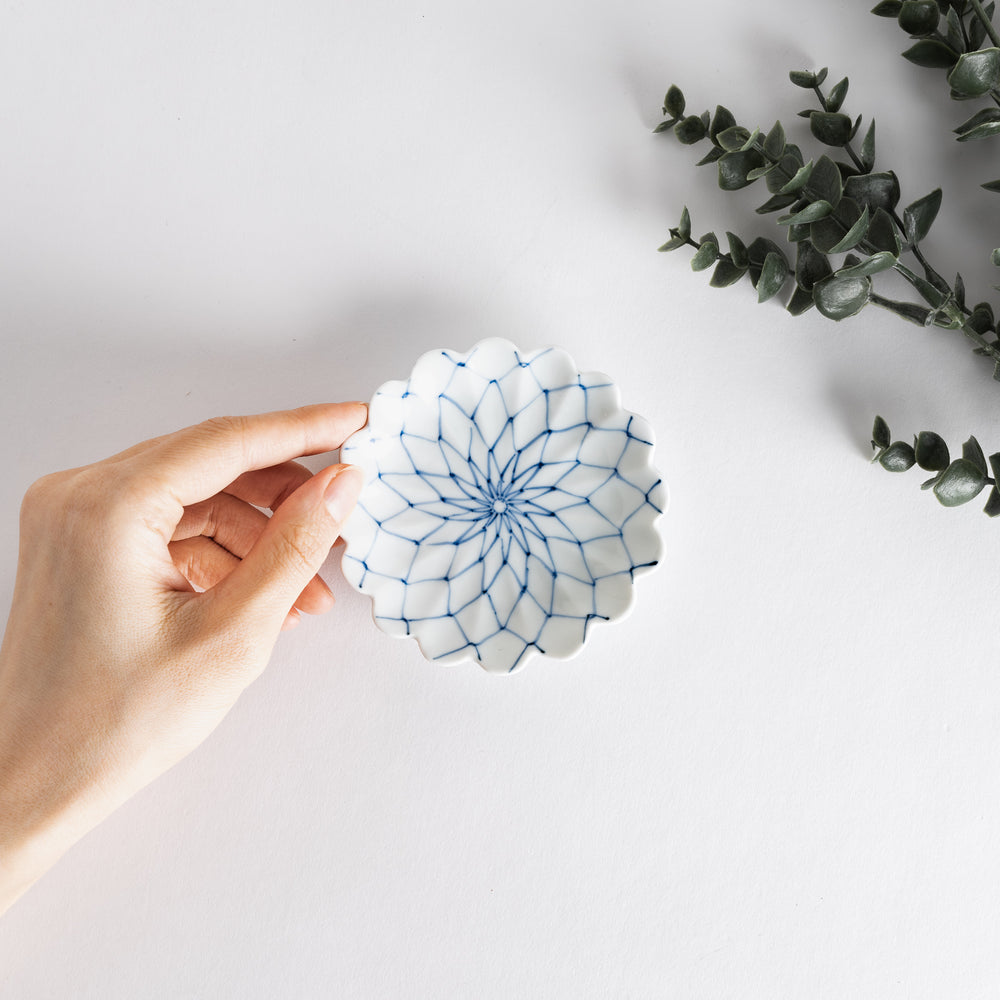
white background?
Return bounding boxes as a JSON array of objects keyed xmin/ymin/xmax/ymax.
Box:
[{"xmin": 3, "ymin": 1, "xmax": 1000, "ymax": 996}]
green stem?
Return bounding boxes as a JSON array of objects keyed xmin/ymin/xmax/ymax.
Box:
[
  {"xmin": 969, "ymin": 0, "xmax": 1000, "ymax": 48},
  {"xmin": 889, "ymin": 259, "xmax": 1000, "ymax": 359}
]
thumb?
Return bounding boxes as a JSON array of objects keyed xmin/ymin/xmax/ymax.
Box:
[{"xmin": 211, "ymin": 463, "xmax": 364, "ymax": 631}]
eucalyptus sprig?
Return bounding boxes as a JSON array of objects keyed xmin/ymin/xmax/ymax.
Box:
[
  {"xmin": 872, "ymin": 415, "xmax": 1000, "ymax": 514},
  {"xmin": 874, "ymin": 0, "xmax": 1000, "ymax": 188},
  {"xmin": 656, "ymin": 70, "xmax": 1000, "ymax": 380},
  {"xmin": 655, "ymin": 6, "xmax": 1000, "ymax": 521}
]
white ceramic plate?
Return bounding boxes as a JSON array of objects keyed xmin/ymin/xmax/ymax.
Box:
[{"xmin": 339, "ymin": 338, "xmax": 666, "ymax": 673}]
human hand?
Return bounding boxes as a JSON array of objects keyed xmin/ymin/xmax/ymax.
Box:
[{"xmin": 0, "ymin": 403, "xmax": 367, "ymax": 913}]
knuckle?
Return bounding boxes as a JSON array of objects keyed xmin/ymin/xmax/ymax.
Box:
[
  {"xmin": 187, "ymin": 413, "xmax": 254, "ymax": 473},
  {"xmin": 20, "ymin": 463, "xmax": 155, "ymax": 544},
  {"xmin": 20, "ymin": 472, "xmax": 60, "ymax": 516},
  {"xmin": 275, "ymin": 519, "xmax": 327, "ymax": 575},
  {"xmin": 195, "ymin": 414, "xmax": 252, "ymax": 459},
  {"xmin": 199, "ymin": 414, "xmax": 248, "ymax": 439},
  {"xmin": 20, "ymin": 469, "xmax": 96, "ymax": 534}
]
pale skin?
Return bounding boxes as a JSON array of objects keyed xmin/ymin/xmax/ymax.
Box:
[{"xmin": 0, "ymin": 402, "xmax": 367, "ymax": 915}]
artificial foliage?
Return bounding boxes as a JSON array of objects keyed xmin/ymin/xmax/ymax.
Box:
[
  {"xmin": 656, "ymin": 0, "xmax": 1000, "ymax": 517},
  {"xmin": 871, "ymin": 415, "xmax": 1000, "ymax": 513}
]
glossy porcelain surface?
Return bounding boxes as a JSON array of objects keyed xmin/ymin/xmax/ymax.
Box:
[{"xmin": 340, "ymin": 338, "xmax": 666, "ymax": 673}]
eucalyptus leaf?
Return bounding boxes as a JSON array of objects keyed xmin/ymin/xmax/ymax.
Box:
[
  {"xmin": 989, "ymin": 451, "xmax": 1000, "ymax": 485},
  {"xmin": 958, "ymin": 120, "xmax": 1000, "ymax": 142},
  {"xmin": 739, "ymin": 127, "xmax": 762, "ymax": 152},
  {"xmin": 954, "ymin": 273, "xmax": 966, "ymax": 310},
  {"xmin": 809, "ymin": 197, "xmax": 864, "ymax": 253},
  {"xmin": 746, "ymin": 238, "xmax": 788, "ymax": 287},
  {"xmin": 844, "ymin": 171, "xmax": 901, "ymax": 212},
  {"xmin": 827, "ymin": 77, "xmax": 850, "ymax": 113},
  {"xmin": 867, "ymin": 207, "xmax": 902, "ymax": 254},
  {"xmin": 837, "ymin": 251, "xmax": 898, "ymax": 278},
  {"xmin": 808, "ymin": 155, "xmax": 844, "ymax": 207},
  {"xmin": 710, "ymin": 105, "xmax": 737, "ymax": 141},
  {"xmin": 716, "ymin": 125, "xmax": 752, "ymax": 152},
  {"xmin": 786, "ymin": 285, "xmax": 815, "ymax": 315},
  {"xmin": 747, "ymin": 163, "xmax": 778, "ymax": 181},
  {"xmin": 757, "ymin": 252, "xmax": 788, "ymax": 302},
  {"xmin": 948, "ymin": 48, "xmax": 1000, "ymax": 98},
  {"xmin": 690, "ymin": 240, "xmax": 719, "ymax": 271},
  {"xmin": 813, "ymin": 273, "xmax": 872, "ymax": 319},
  {"xmin": 785, "ymin": 141, "xmax": 805, "ymax": 162},
  {"xmin": 872, "ymin": 415, "xmax": 891, "ymax": 451},
  {"xmin": 915, "ymin": 431, "xmax": 950, "ymax": 471},
  {"xmin": 983, "ymin": 486, "xmax": 1000, "ymax": 517},
  {"xmin": 946, "ymin": 7, "xmax": 964, "ymax": 52},
  {"xmin": 710, "ymin": 258, "xmax": 748, "ymax": 287},
  {"xmin": 756, "ymin": 193, "xmax": 800, "ymax": 214},
  {"xmin": 963, "ymin": 435, "xmax": 989, "ymax": 476},
  {"xmin": 860, "ymin": 120, "xmax": 876, "ymax": 172},
  {"xmin": 902, "ymin": 39, "xmax": 960, "ymax": 68},
  {"xmin": 766, "ymin": 152, "xmax": 809, "ymax": 194},
  {"xmin": 933, "ymin": 458, "xmax": 987, "ymax": 506},
  {"xmin": 810, "ymin": 111, "xmax": 854, "ymax": 146},
  {"xmin": 678, "ymin": 206, "xmax": 691, "ymax": 240},
  {"xmin": 779, "ymin": 160, "xmax": 815, "ymax": 195},
  {"xmin": 982, "ymin": 179, "xmax": 1000, "ymax": 191},
  {"xmin": 675, "ymin": 115, "xmax": 709, "ymax": 145},
  {"xmin": 663, "ymin": 85, "xmax": 686, "ymax": 119},
  {"xmin": 871, "ymin": 0, "xmax": 903, "ymax": 14},
  {"xmin": 880, "ymin": 441, "xmax": 916, "ymax": 471},
  {"xmin": 696, "ymin": 146, "xmax": 725, "ymax": 166},
  {"xmin": 829, "ymin": 205, "xmax": 870, "ymax": 253},
  {"xmin": 898, "ymin": 0, "xmax": 941, "ymax": 35},
  {"xmin": 764, "ymin": 120, "xmax": 786, "ymax": 160},
  {"xmin": 789, "ymin": 70, "xmax": 817, "ymax": 87},
  {"xmin": 795, "ymin": 239, "xmax": 834, "ymax": 291},
  {"xmin": 658, "ymin": 234, "xmax": 687, "ymax": 252},
  {"xmin": 778, "ymin": 200, "xmax": 834, "ymax": 225},
  {"xmin": 726, "ymin": 231, "xmax": 749, "ymax": 268},
  {"xmin": 718, "ymin": 148, "xmax": 765, "ymax": 190},
  {"xmin": 903, "ymin": 188, "xmax": 943, "ymax": 246}
]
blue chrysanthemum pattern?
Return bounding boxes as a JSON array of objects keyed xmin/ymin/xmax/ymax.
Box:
[{"xmin": 340, "ymin": 338, "xmax": 665, "ymax": 673}]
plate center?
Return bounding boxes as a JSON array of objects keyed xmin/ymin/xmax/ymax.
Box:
[{"xmin": 492, "ymin": 499, "xmax": 508, "ymax": 514}]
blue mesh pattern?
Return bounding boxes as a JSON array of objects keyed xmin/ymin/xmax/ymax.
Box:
[{"xmin": 341, "ymin": 340, "xmax": 665, "ymax": 673}]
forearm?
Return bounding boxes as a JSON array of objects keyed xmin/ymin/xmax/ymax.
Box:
[
  {"xmin": 0, "ymin": 722, "xmax": 136, "ymax": 916},
  {"xmin": 0, "ymin": 634, "xmax": 125, "ymax": 916}
]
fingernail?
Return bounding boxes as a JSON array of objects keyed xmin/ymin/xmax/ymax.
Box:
[{"xmin": 324, "ymin": 465, "xmax": 363, "ymax": 522}]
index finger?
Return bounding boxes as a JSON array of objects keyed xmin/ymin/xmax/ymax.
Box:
[{"xmin": 131, "ymin": 402, "xmax": 368, "ymax": 513}]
